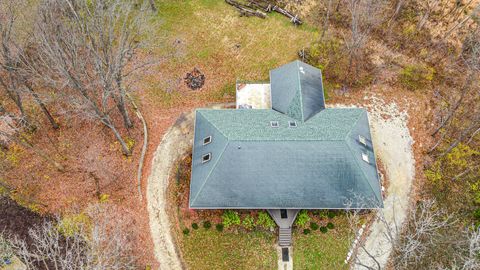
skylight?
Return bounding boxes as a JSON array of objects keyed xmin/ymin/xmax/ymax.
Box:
[
  {"xmin": 289, "ymin": 121, "xmax": 297, "ymax": 128},
  {"xmin": 203, "ymin": 136, "xmax": 212, "ymax": 145},
  {"xmin": 202, "ymin": 153, "xmax": 211, "ymax": 163},
  {"xmin": 270, "ymin": 121, "xmax": 279, "ymax": 128},
  {"xmin": 358, "ymin": 135, "xmax": 367, "ymax": 146},
  {"xmin": 361, "ymin": 152, "xmax": 369, "ymax": 163}
]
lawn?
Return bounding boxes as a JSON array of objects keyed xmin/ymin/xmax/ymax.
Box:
[
  {"xmin": 180, "ymin": 229, "xmax": 277, "ymax": 270},
  {"xmin": 177, "ymin": 213, "xmax": 353, "ymax": 270},
  {"xmin": 293, "ymin": 217, "xmax": 352, "ymax": 269}
]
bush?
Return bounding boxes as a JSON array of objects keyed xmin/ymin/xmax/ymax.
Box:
[
  {"xmin": 242, "ymin": 216, "xmax": 255, "ymax": 230},
  {"xmin": 310, "ymin": 222, "xmax": 319, "ymax": 230},
  {"xmin": 398, "ymin": 64, "xmax": 435, "ymax": 91},
  {"xmin": 216, "ymin": 223, "xmax": 224, "ymax": 232},
  {"xmin": 327, "ymin": 211, "xmax": 336, "ymax": 219},
  {"xmin": 320, "ymin": 226, "xmax": 328, "ymax": 233},
  {"xmin": 57, "ymin": 213, "xmax": 91, "ymax": 237},
  {"xmin": 295, "ymin": 210, "xmax": 311, "ymax": 228},
  {"xmin": 318, "ymin": 210, "xmax": 329, "ymax": 219},
  {"xmin": 192, "ymin": 223, "xmax": 199, "ymax": 230},
  {"xmin": 203, "ymin": 221, "xmax": 211, "ymax": 229},
  {"xmin": 222, "ymin": 210, "xmax": 241, "ymax": 228},
  {"xmin": 303, "ymin": 229, "xmax": 311, "ymax": 235},
  {"xmin": 182, "ymin": 228, "xmax": 190, "ymax": 235},
  {"xmin": 256, "ymin": 211, "xmax": 276, "ymax": 229},
  {"xmin": 327, "ymin": 222, "xmax": 335, "ymax": 229}
]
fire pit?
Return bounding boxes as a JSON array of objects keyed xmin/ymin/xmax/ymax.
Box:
[{"xmin": 184, "ymin": 68, "xmax": 205, "ymax": 90}]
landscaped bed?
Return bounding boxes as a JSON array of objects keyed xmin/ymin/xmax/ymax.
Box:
[{"xmin": 168, "ymin": 154, "xmax": 356, "ymax": 269}]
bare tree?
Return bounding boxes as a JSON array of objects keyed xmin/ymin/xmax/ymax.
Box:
[
  {"xmin": 0, "ymin": 0, "xmax": 59, "ymax": 130},
  {"xmin": 10, "ymin": 204, "xmax": 137, "ymax": 270},
  {"xmin": 348, "ymin": 199, "xmax": 455, "ymax": 270},
  {"xmin": 28, "ymin": 0, "xmax": 148, "ymax": 155},
  {"xmin": 0, "ymin": 6, "xmax": 29, "ymax": 128},
  {"xmin": 454, "ymin": 226, "xmax": 480, "ymax": 270},
  {"xmin": 321, "ymin": 0, "xmax": 334, "ymax": 39},
  {"xmin": 343, "ymin": 0, "xmax": 387, "ymax": 81}
]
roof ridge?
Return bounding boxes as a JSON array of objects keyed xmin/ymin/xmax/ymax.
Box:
[
  {"xmin": 190, "ymin": 140, "xmax": 231, "ymax": 206},
  {"xmin": 296, "ymin": 61, "xmax": 306, "ymax": 122},
  {"xmin": 197, "ymin": 110, "xmax": 230, "ymax": 139}
]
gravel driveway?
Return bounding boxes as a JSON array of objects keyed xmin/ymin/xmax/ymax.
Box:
[{"xmin": 146, "ymin": 111, "xmax": 195, "ymax": 270}]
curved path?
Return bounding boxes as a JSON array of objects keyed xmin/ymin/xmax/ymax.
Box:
[{"xmin": 147, "ymin": 111, "xmax": 195, "ymax": 270}]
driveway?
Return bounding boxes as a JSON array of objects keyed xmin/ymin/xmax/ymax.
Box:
[{"xmin": 146, "ymin": 111, "xmax": 195, "ymax": 270}]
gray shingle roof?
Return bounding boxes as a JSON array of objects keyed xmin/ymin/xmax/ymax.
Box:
[
  {"xmin": 270, "ymin": 60, "xmax": 325, "ymax": 122},
  {"xmin": 190, "ymin": 108, "xmax": 382, "ymax": 209}
]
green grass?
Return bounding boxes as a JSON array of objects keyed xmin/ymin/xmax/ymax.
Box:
[
  {"xmin": 293, "ymin": 217, "xmax": 352, "ymax": 270},
  {"xmin": 209, "ymin": 82, "xmax": 236, "ymax": 100},
  {"xmin": 181, "ymin": 229, "xmax": 277, "ymax": 270}
]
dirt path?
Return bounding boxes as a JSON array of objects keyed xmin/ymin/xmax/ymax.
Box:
[
  {"xmin": 146, "ymin": 111, "xmax": 195, "ymax": 270},
  {"xmin": 353, "ymin": 96, "xmax": 416, "ymax": 269}
]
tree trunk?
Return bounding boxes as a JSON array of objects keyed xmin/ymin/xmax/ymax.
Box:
[
  {"xmin": 102, "ymin": 117, "xmax": 132, "ymax": 156},
  {"xmin": 0, "ymin": 76, "xmax": 32, "ymax": 128},
  {"xmin": 391, "ymin": 0, "xmax": 404, "ymax": 21},
  {"xmin": 25, "ymin": 83, "xmax": 59, "ymax": 129},
  {"xmin": 114, "ymin": 76, "xmax": 133, "ymax": 129},
  {"xmin": 116, "ymin": 98, "xmax": 133, "ymax": 129},
  {"xmin": 321, "ymin": 0, "xmax": 333, "ymax": 39}
]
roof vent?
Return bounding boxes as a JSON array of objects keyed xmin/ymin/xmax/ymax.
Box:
[
  {"xmin": 270, "ymin": 121, "xmax": 279, "ymax": 128},
  {"xmin": 299, "ymin": 66, "xmax": 305, "ymax": 74},
  {"xmin": 361, "ymin": 152, "xmax": 369, "ymax": 163},
  {"xmin": 203, "ymin": 136, "xmax": 212, "ymax": 145},
  {"xmin": 358, "ymin": 135, "xmax": 367, "ymax": 147},
  {"xmin": 202, "ymin": 153, "xmax": 211, "ymax": 163},
  {"xmin": 289, "ymin": 121, "xmax": 297, "ymax": 128}
]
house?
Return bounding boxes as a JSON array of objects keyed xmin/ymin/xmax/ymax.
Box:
[{"xmin": 189, "ymin": 60, "xmax": 383, "ymax": 246}]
